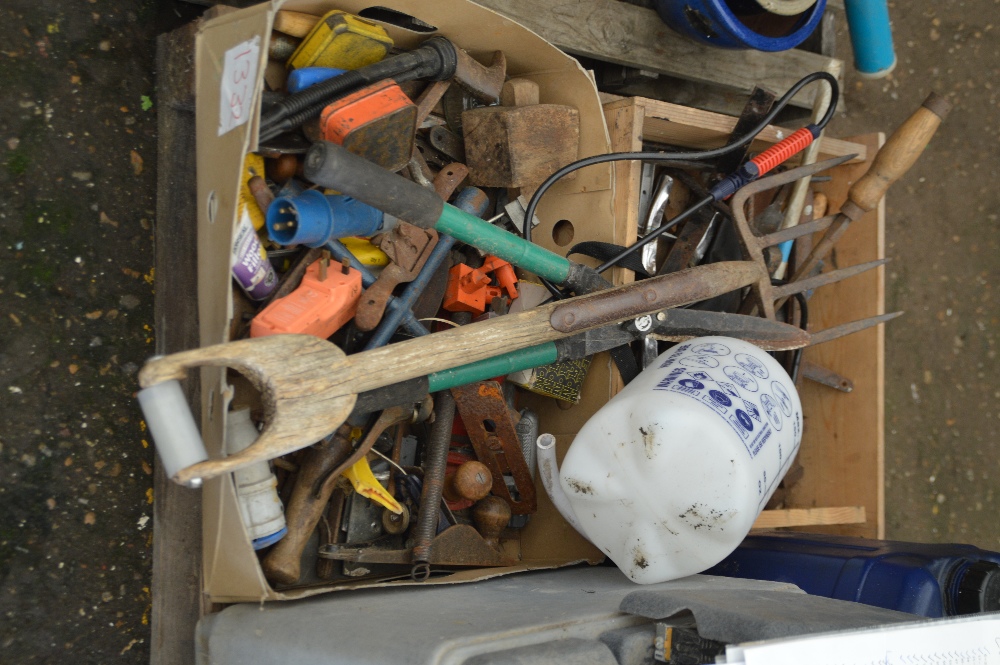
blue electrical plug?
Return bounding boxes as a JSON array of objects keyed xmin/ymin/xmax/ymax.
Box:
[{"xmin": 266, "ymin": 190, "xmax": 385, "ymax": 248}]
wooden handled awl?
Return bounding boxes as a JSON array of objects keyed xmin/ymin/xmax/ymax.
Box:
[
  {"xmin": 790, "ymin": 93, "xmax": 952, "ymax": 284},
  {"xmin": 138, "ymin": 261, "xmax": 762, "ymax": 487}
]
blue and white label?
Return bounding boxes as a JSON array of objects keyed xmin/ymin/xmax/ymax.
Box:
[
  {"xmin": 681, "ymin": 355, "xmax": 720, "ymax": 368},
  {"xmin": 709, "ymin": 389, "xmax": 732, "ymax": 407},
  {"xmin": 651, "ymin": 340, "xmax": 800, "ymax": 470},
  {"xmin": 772, "ymin": 381, "xmax": 794, "ymax": 417},
  {"xmin": 691, "ymin": 342, "xmax": 731, "ymax": 356},
  {"xmin": 735, "ymin": 353, "xmax": 769, "ymax": 379},
  {"xmin": 724, "ymin": 365, "xmax": 759, "ymax": 392},
  {"xmin": 760, "ymin": 393, "xmax": 783, "ymax": 431}
]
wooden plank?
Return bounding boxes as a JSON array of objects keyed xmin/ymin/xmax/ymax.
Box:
[
  {"xmin": 788, "ymin": 133, "xmax": 886, "ymax": 540},
  {"xmin": 602, "ymin": 96, "xmax": 866, "ymax": 163},
  {"xmin": 754, "ymin": 506, "xmax": 867, "ymax": 529},
  {"xmin": 603, "ymin": 98, "xmax": 644, "ymax": 286},
  {"xmin": 152, "ymin": 21, "xmax": 206, "ymax": 665},
  {"xmin": 472, "ymin": 0, "xmax": 842, "ymax": 109}
]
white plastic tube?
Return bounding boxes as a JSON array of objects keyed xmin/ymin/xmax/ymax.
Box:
[
  {"xmin": 535, "ymin": 433, "xmax": 582, "ymax": 533},
  {"xmin": 137, "ymin": 380, "xmax": 208, "ymax": 488},
  {"xmin": 226, "ymin": 409, "xmax": 287, "ymax": 549}
]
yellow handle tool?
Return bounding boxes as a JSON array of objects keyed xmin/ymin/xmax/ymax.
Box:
[{"xmin": 343, "ymin": 457, "xmax": 403, "ymax": 515}]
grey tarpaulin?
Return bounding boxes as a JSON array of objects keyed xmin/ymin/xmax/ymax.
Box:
[{"xmin": 619, "ymin": 588, "xmax": 919, "ymax": 645}]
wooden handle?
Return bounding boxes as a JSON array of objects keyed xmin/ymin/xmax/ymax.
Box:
[
  {"xmin": 846, "ymin": 93, "xmax": 952, "ymax": 215},
  {"xmin": 261, "ymin": 430, "xmax": 352, "ymax": 587},
  {"xmin": 443, "ymin": 461, "xmax": 493, "ymax": 503},
  {"xmin": 473, "ymin": 496, "xmax": 511, "ymax": 549},
  {"xmin": 141, "ymin": 262, "xmax": 763, "ymax": 486},
  {"xmin": 273, "ymin": 10, "xmax": 320, "ymax": 38}
]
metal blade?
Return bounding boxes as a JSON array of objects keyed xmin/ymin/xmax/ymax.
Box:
[
  {"xmin": 650, "ymin": 309, "xmax": 810, "ymax": 351},
  {"xmin": 759, "ymin": 215, "xmax": 836, "ymax": 247},
  {"xmin": 808, "ymin": 311, "xmax": 904, "ymax": 347},
  {"xmin": 772, "ymin": 258, "xmax": 890, "ymax": 299},
  {"xmin": 800, "ymin": 360, "xmax": 854, "ymax": 393}
]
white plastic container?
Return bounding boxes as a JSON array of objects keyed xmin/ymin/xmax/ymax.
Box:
[
  {"xmin": 548, "ymin": 336, "xmax": 802, "ymax": 584},
  {"xmin": 226, "ymin": 408, "xmax": 287, "ymax": 549}
]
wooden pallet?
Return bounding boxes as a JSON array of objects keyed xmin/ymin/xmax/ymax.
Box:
[
  {"xmin": 602, "ymin": 98, "xmax": 884, "ymax": 536},
  {"xmin": 472, "ymin": 0, "xmax": 842, "ymax": 111}
]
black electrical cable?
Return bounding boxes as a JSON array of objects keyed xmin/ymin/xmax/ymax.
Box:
[
  {"xmin": 523, "ymin": 72, "xmax": 838, "ymax": 297},
  {"xmin": 771, "ymin": 277, "xmax": 809, "ymax": 383},
  {"xmin": 789, "ymin": 291, "xmax": 808, "ymax": 384}
]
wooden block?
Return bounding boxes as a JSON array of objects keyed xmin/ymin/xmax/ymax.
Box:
[
  {"xmin": 274, "ymin": 10, "xmax": 320, "ymax": 38},
  {"xmin": 501, "ymin": 78, "xmax": 540, "ymax": 107},
  {"xmin": 462, "ymin": 104, "xmax": 580, "ymax": 188},
  {"xmin": 753, "ymin": 506, "xmax": 867, "ymax": 529},
  {"xmin": 601, "ymin": 96, "xmax": 866, "ymax": 164}
]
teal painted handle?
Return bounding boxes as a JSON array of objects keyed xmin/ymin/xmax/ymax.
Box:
[
  {"xmin": 427, "ymin": 342, "xmax": 559, "ymax": 392},
  {"xmin": 436, "ymin": 205, "xmax": 572, "ymax": 285}
]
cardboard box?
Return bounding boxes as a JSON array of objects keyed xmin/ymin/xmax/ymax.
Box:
[{"xmin": 194, "ymin": 0, "xmax": 628, "ymax": 602}]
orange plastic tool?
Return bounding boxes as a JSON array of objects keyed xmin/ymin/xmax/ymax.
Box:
[
  {"xmin": 319, "ymin": 79, "xmax": 416, "ymax": 172},
  {"xmin": 443, "ymin": 255, "xmax": 519, "ymax": 316},
  {"xmin": 250, "ymin": 258, "xmax": 362, "ymax": 339}
]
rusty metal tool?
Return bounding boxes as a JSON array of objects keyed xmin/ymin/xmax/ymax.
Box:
[
  {"xmin": 261, "ymin": 425, "xmax": 353, "ymax": 586},
  {"xmin": 412, "ymin": 391, "xmax": 455, "ymax": 581},
  {"xmin": 432, "ymin": 162, "xmax": 469, "ymax": 201},
  {"xmin": 138, "ymin": 261, "xmax": 762, "ymax": 487},
  {"xmin": 414, "ymin": 80, "xmax": 451, "ymax": 126},
  {"xmin": 354, "ymin": 223, "xmax": 439, "ymax": 331},
  {"xmin": 787, "ymin": 93, "xmax": 952, "ymax": 297},
  {"xmin": 728, "ymin": 155, "xmax": 900, "ymax": 322},
  {"xmin": 800, "ymin": 361, "xmax": 854, "ymax": 393},
  {"xmin": 362, "ymin": 186, "xmax": 488, "ymax": 351},
  {"xmin": 429, "ymin": 126, "xmax": 466, "ymax": 164},
  {"xmin": 323, "ymin": 239, "xmax": 428, "ymax": 338},
  {"xmin": 260, "ymin": 404, "xmax": 414, "ymax": 586},
  {"xmin": 319, "ymin": 521, "xmax": 515, "ymax": 568},
  {"xmin": 647, "ymin": 309, "xmax": 809, "ymax": 349},
  {"xmin": 315, "ymin": 488, "xmax": 346, "ymax": 580},
  {"xmin": 715, "ymin": 86, "xmax": 778, "ymax": 174},
  {"xmin": 452, "ymin": 380, "xmax": 536, "ymax": 515},
  {"xmin": 807, "ymin": 311, "xmax": 903, "ymax": 347},
  {"xmin": 771, "ymin": 258, "xmax": 891, "ymax": 300}
]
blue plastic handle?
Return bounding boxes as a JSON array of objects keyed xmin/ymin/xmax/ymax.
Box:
[{"xmin": 286, "ymin": 67, "xmax": 346, "ymax": 93}]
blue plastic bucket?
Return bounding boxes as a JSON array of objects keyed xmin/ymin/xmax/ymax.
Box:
[{"xmin": 654, "ymin": 0, "xmax": 827, "ymax": 51}]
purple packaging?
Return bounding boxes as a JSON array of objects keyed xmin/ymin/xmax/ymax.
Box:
[{"xmin": 231, "ymin": 212, "xmax": 278, "ymax": 300}]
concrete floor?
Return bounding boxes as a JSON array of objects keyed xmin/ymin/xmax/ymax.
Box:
[{"xmin": 0, "ymin": 0, "xmax": 996, "ymax": 662}]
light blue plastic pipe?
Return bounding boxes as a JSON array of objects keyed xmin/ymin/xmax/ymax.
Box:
[{"xmin": 844, "ymin": 0, "xmax": 897, "ymax": 78}]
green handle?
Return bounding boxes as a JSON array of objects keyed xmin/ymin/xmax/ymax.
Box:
[
  {"xmin": 436, "ymin": 205, "xmax": 572, "ymax": 285},
  {"xmin": 304, "ymin": 141, "xmax": 574, "ymax": 286},
  {"xmin": 427, "ymin": 342, "xmax": 559, "ymax": 392}
]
